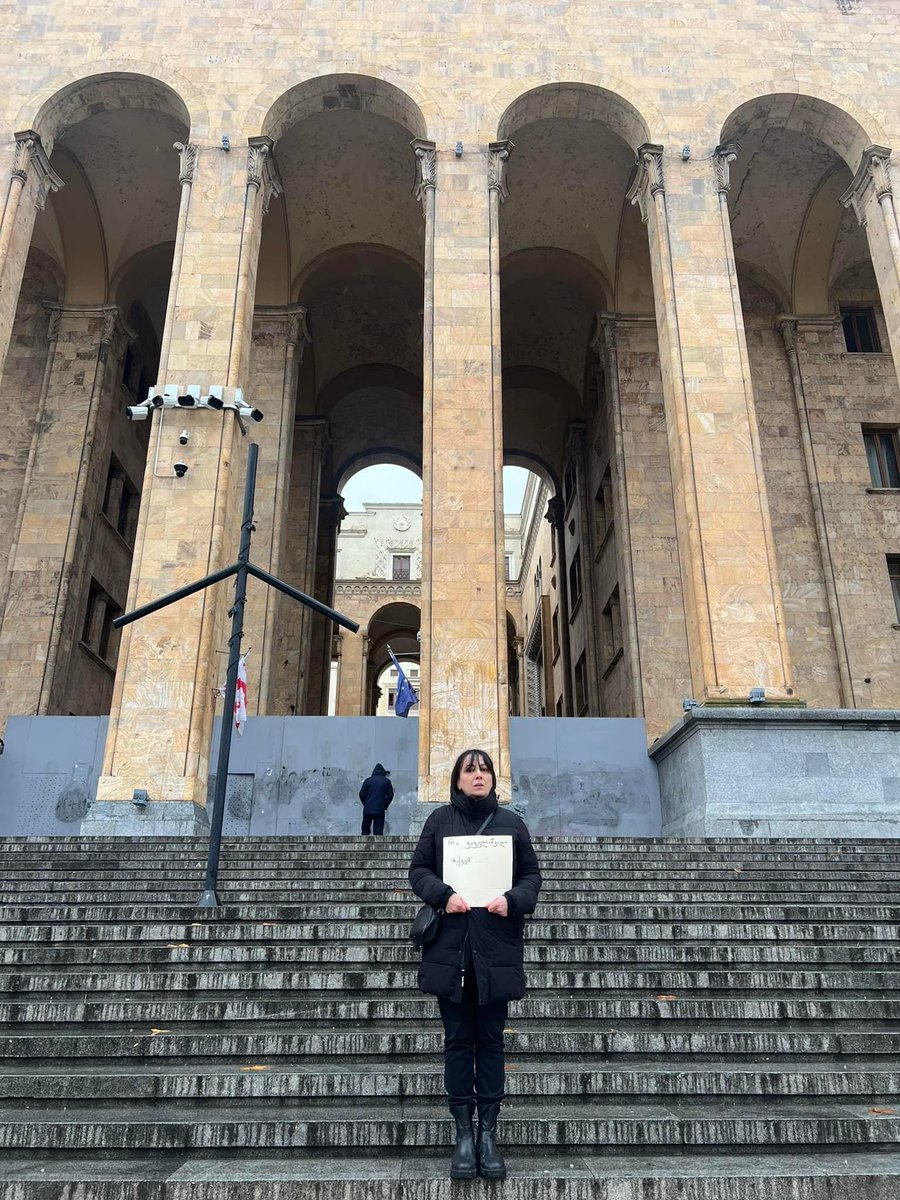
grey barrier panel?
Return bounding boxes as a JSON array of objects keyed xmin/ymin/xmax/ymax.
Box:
[
  {"xmin": 508, "ymin": 716, "xmax": 662, "ymax": 836},
  {"xmin": 0, "ymin": 716, "xmax": 108, "ymax": 836},
  {"xmin": 0, "ymin": 714, "xmax": 660, "ymax": 837}
]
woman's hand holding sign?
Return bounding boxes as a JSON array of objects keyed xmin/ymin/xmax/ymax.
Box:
[
  {"xmin": 446, "ymin": 893, "xmax": 470, "ymax": 913},
  {"xmin": 486, "ymin": 896, "xmax": 508, "ymax": 917}
]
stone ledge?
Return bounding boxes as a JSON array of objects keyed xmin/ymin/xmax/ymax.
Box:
[{"xmin": 651, "ymin": 707, "xmax": 900, "ymax": 763}]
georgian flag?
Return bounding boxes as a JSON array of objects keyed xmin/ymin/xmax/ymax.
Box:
[
  {"xmin": 217, "ymin": 654, "xmax": 249, "ymax": 735},
  {"xmin": 233, "ymin": 654, "xmax": 248, "ymax": 735}
]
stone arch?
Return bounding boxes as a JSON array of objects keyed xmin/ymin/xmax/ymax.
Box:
[
  {"xmin": 25, "ymin": 69, "xmax": 194, "ymax": 154},
  {"xmin": 336, "ymin": 449, "xmax": 423, "ymax": 496},
  {"xmin": 492, "ymin": 77, "xmax": 661, "ymax": 152},
  {"xmin": 294, "ymin": 242, "xmax": 423, "ymax": 307},
  {"xmin": 261, "ymin": 73, "xmax": 429, "ymax": 145},
  {"xmin": 791, "ymin": 165, "xmax": 850, "ymax": 314},
  {"xmin": 503, "ymin": 449, "xmax": 560, "ymax": 499},
  {"xmin": 718, "ymin": 91, "xmax": 884, "ymax": 173}
]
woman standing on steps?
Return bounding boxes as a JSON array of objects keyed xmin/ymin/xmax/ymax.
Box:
[{"xmin": 408, "ymin": 748, "xmax": 542, "ymax": 1181}]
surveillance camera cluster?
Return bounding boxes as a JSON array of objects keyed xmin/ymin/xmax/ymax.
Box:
[{"xmin": 125, "ymin": 384, "xmax": 264, "ymax": 424}]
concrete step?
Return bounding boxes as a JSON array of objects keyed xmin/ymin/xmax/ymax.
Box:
[
  {"xmin": 4, "ymin": 940, "xmax": 896, "ymax": 967},
  {"xmin": 1, "ymin": 1059, "xmax": 898, "ymax": 1102},
  {"xmin": 5, "ymin": 919, "xmax": 896, "ymax": 943},
  {"xmin": 2, "ymin": 1096, "xmax": 899, "ymax": 1152},
  {"xmin": 3, "ymin": 1150, "xmax": 900, "ymax": 1200},
  {"xmin": 3, "ymin": 1023, "xmax": 899, "ymax": 1061}
]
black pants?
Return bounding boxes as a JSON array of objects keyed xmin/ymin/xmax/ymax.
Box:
[
  {"xmin": 437, "ymin": 964, "xmax": 508, "ymax": 1107},
  {"xmin": 361, "ymin": 812, "xmax": 385, "ymax": 835}
]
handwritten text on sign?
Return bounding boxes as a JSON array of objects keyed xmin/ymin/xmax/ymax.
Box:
[{"xmin": 443, "ymin": 836, "xmax": 513, "ymax": 907}]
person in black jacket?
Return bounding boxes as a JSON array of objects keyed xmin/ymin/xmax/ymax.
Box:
[
  {"xmin": 408, "ymin": 747, "xmax": 541, "ymax": 1181},
  {"xmin": 358, "ymin": 763, "xmax": 393, "ymax": 835}
]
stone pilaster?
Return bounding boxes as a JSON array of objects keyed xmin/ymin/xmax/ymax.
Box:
[
  {"xmin": 840, "ymin": 146, "xmax": 900, "ymax": 389},
  {"xmin": 591, "ymin": 315, "xmax": 645, "ymax": 719},
  {"xmin": 0, "ymin": 304, "xmax": 127, "ymax": 718},
  {"xmin": 305, "ymin": 494, "xmax": 346, "ymax": 715},
  {"xmin": 269, "ymin": 417, "xmax": 329, "ymax": 715},
  {"xmin": 244, "ymin": 306, "xmax": 312, "ymax": 712},
  {"xmin": 0, "ymin": 132, "xmax": 63, "ymax": 380},
  {"xmin": 95, "ymin": 138, "xmax": 274, "ymax": 813},
  {"xmin": 418, "ymin": 139, "xmax": 511, "ymax": 802},
  {"xmin": 627, "ymin": 143, "xmax": 795, "ymax": 706},
  {"xmin": 544, "ymin": 495, "xmax": 574, "ymax": 715},
  {"xmin": 776, "ymin": 316, "xmax": 855, "ymax": 708}
]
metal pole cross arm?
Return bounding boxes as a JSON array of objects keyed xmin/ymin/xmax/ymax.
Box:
[{"xmin": 108, "ymin": 442, "xmax": 359, "ymax": 909}]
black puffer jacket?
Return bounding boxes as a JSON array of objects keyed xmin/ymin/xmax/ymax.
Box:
[
  {"xmin": 408, "ymin": 791, "xmax": 542, "ymax": 1004},
  {"xmin": 359, "ymin": 764, "xmax": 394, "ymax": 815}
]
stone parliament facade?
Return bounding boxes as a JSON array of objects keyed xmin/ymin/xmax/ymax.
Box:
[{"xmin": 0, "ymin": 0, "xmax": 898, "ymax": 830}]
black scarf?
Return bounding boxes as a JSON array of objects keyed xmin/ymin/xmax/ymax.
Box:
[{"xmin": 450, "ymin": 787, "xmax": 499, "ymax": 823}]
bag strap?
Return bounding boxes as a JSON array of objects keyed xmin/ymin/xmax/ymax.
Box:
[{"xmin": 475, "ymin": 810, "xmax": 496, "ymax": 835}]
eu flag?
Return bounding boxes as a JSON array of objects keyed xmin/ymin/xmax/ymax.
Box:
[{"xmin": 389, "ymin": 648, "xmax": 418, "ymax": 718}]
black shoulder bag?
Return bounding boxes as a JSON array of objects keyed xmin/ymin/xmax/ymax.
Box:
[{"xmin": 409, "ymin": 810, "xmax": 496, "ymax": 948}]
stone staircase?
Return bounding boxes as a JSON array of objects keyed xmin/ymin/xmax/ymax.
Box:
[{"xmin": 0, "ymin": 834, "xmax": 899, "ymax": 1198}]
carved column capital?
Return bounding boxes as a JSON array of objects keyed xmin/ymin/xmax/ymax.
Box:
[
  {"xmin": 841, "ymin": 144, "xmax": 894, "ymax": 227},
  {"xmin": 488, "ymin": 140, "xmax": 514, "ymax": 202},
  {"xmin": 295, "ymin": 416, "xmax": 330, "ymax": 456},
  {"xmin": 411, "ymin": 138, "xmax": 436, "ymax": 207},
  {"xmin": 626, "ymin": 143, "xmax": 665, "ymax": 223},
  {"xmin": 247, "ymin": 136, "xmax": 283, "ymax": 214},
  {"xmin": 775, "ymin": 315, "xmax": 798, "ymax": 354},
  {"xmin": 545, "ymin": 495, "xmax": 565, "ymax": 531},
  {"xmin": 713, "ymin": 141, "xmax": 741, "ymax": 194},
  {"xmin": 565, "ymin": 418, "xmax": 587, "ymax": 458},
  {"xmin": 320, "ymin": 493, "xmax": 347, "ymax": 530},
  {"xmin": 590, "ymin": 311, "xmax": 619, "ymax": 359},
  {"xmin": 12, "ymin": 129, "xmax": 64, "ymax": 211},
  {"xmin": 173, "ymin": 141, "xmax": 198, "ymax": 185}
]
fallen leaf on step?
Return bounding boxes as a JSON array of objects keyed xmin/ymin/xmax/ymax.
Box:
[
  {"xmin": 656, "ymin": 994, "xmax": 678, "ymax": 1001},
  {"xmin": 504, "ymin": 1065, "xmax": 519, "ymax": 1071},
  {"xmin": 869, "ymin": 1107, "xmax": 896, "ymax": 1116},
  {"xmin": 167, "ymin": 943, "xmax": 190, "ymax": 949},
  {"xmin": 503, "ymin": 1028, "xmax": 517, "ymax": 1034},
  {"xmin": 240, "ymin": 1065, "xmax": 271, "ymax": 1072},
  {"xmin": 149, "ymin": 1028, "xmax": 171, "ymax": 1036},
  {"xmin": 732, "ymin": 867, "xmax": 743, "ymax": 874}
]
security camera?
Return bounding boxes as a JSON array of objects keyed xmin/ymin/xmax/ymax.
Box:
[
  {"xmin": 126, "ymin": 405, "xmax": 149, "ymax": 421},
  {"xmin": 173, "ymin": 461, "xmax": 189, "ymax": 478},
  {"xmin": 179, "ymin": 429, "xmax": 189, "ymax": 445}
]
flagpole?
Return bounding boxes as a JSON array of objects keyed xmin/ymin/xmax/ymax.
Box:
[
  {"xmin": 113, "ymin": 439, "xmax": 359, "ymax": 908},
  {"xmin": 198, "ymin": 440, "xmax": 258, "ymax": 907}
]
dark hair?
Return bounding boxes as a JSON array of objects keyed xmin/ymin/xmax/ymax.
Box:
[{"xmin": 450, "ymin": 747, "xmax": 497, "ymax": 794}]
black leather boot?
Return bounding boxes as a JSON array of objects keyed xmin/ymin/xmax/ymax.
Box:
[
  {"xmin": 449, "ymin": 1103, "xmax": 477, "ymax": 1180},
  {"xmin": 476, "ymin": 1101, "xmax": 507, "ymax": 1180}
]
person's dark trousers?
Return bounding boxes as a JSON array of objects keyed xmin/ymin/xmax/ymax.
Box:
[
  {"xmin": 437, "ymin": 964, "xmax": 508, "ymax": 1106},
  {"xmin": 361, "ymin": 813, "xmax": 385, "ymax": 835}
]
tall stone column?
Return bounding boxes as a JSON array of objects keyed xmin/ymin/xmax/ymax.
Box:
[
  {"xmin": 0, "ymin": 304, "xmax": 127, "ymax": 718},
  {"xmin": 304, "ymin": 494, "xmax": 345, "ymax": 715},
  {"xmin": 627, "ymin": 143, "xmax": 794, "ymax": 706},
  {"xmin": 0, "ymin": 131, "xmax": 63, "ymax": 378},
  {"xmin": 244, "ymin": 306, "xmax": 311, "ymax": 712},
  {"xmin": 268, "ymin": 417, "xmax": 329, "ymax": 714},
  {"xmin": 418, "ymin": 139, "xmax": 511, "ymax": 802},
  {"xmin": 94, "ymin": 137, "xmax": 281, "ymax": 828},
  {"xmin": 841, "ymin": 147, "xmax": 900, "ymax": 385}
]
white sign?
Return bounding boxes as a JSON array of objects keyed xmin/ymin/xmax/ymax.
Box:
[{"xmin": 443, "ymin": 836, "xmax": 513, "ymax": 907}]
